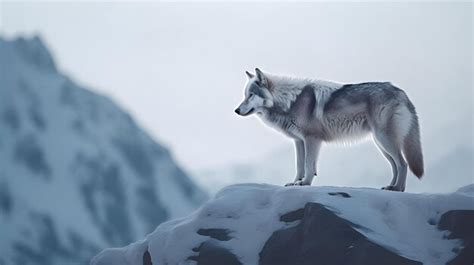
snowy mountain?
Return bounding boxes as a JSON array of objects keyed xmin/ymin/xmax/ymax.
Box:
[
  {"xmin": 92, "ymin": 183, "xmax": 474, "ymax": 265},
  {"xmin": 0, "ymin": 35, "xmax": 207, "ymax": 265}
]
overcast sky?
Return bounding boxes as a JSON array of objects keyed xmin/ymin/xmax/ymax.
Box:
[{"xmin": 1, "ymin": 2, "xmax": 472, "ymax": 173}]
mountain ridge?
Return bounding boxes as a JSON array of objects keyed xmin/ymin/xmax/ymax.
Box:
[{"xmin": 0, "ymin": 35, "xmax": 207, "ymax": 265}]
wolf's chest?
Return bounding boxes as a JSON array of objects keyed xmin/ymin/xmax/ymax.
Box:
[{"xmin": 261, "ymin": 113, "xmax": 304, "ymax": 138}]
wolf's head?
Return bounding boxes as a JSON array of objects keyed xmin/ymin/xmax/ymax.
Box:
[{"xmin": 235, "ymin": 68, "xmax": 274, "ymax": 116}]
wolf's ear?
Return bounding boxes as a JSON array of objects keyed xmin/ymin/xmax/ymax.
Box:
[
  {"xmin": 245, "ymin": 71, "xmax": 255, "ymax": 79},
  {"xmin": 255, "ymin": 68, "xmax": 269, "ymax": 87}
]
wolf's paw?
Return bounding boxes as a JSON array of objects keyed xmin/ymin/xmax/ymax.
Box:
[
  {"xmin": 285, "ymin": 180, "xmax": 310, "ymax": 187},
  {"xmin": 381, "ymin": 185, "xmax": 404, "ymax": 192},
  {"xmin": 294, "ymin": 180, "xmax": 305, "ymax": 186},
  {"xmin": 285, "ymin": 179, "xmax": 301, "ymax": 186}
]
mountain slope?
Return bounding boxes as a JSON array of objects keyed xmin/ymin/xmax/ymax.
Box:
[
  {"xmin": 0, "ymin": 35, "xmax": 207, "ymax": 265},
  {"xmin": 92, "ymin": 184, "xmax": 474, "ymax": 265}
]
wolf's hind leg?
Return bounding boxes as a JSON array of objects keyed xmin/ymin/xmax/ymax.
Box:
[
  {"xmin": 374, "ymin": 132, "xmax": 407, "ymax": 192},
  {"xmin": 374, "ymin": 140, "xmax": 398, "ymax": 186}
]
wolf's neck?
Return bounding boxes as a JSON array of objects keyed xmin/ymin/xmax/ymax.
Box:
[{"xmin": 260, "ymin": 110, "xmax": 301, "ymax": 137}]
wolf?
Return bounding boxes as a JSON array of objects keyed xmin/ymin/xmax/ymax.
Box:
[{"xmin": 235, "ymin": 68, "xmax": 424, "ymax": 191}]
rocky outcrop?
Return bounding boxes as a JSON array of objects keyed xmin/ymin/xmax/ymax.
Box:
[{"xmin": 92, "ymin": 184, "xmax": 474, "ymax": 265}]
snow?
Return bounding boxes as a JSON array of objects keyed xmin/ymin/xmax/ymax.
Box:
[{"xmin": 93, "ymin": 183, "xmax": 474, "ymax": 265}]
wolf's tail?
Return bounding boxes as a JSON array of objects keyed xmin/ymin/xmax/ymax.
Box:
[{"xmin": 403, "ymin": 103, "xmax": 424, "ymax": 179}]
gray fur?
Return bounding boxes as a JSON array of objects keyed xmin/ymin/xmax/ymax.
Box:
[{"xmin": 235, "ymin": 69, "xmax": 424, "ymax": 191}]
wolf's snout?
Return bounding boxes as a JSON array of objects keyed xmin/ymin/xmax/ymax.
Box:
[{"xmin": 234, "ymin": 108, "xmax": 241, "ymax": 115}]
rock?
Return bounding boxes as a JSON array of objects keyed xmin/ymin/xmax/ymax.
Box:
[
  {"xmin": 259, "ymin": 203, "xmax": 421, "ymax": 265},
  {"xmin": 438, "ymin": 210, "xmax": 474, "ymax": 265},
  {"xmin": 188, "ymin": 240, "xmax": 241, "ymax": 265},
  {"xmin": 197, "ymin": 228, "xmax": 232, "ymax": 241}
]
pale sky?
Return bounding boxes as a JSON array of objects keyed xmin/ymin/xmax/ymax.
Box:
[{"xmin": 1, "ymin": 2, "xmax": 472, "ymax": 173}]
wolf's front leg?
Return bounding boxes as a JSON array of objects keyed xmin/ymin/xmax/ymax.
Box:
[
  {"xmin": 298, "ymin": 137, "xmax": 321, "ymax": 186},
  {"xmin": 285, "ymin": 140, "xmax": 305, "ymax": 186}
]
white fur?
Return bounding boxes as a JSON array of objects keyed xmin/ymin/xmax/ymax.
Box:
[
  {"xmin": 392, "ymin": 105, "xmax": 413, "ymax": 142},
  {"xmin": 267, "ymin": 74, "xmax": 342, "ymax": 115}
]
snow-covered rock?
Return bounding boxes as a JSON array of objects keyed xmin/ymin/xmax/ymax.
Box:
[
  {"xmin": 92, "ymin": 183, "xmax": 474, "ymax": 265},
  {"xmin": 0, "ymin": 35, "xmax": 207, "ymax": 265}
]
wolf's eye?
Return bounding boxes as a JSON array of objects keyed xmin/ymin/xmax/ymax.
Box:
[{"xmin": 248, "ymin": 93, "xmax": 253, "ymax": 98}]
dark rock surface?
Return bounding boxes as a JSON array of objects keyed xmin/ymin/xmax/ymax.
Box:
[
  {"xmin": 259, "ymin": 203, "xmax": 421, "ymax": 265},
  {"xmin": 189, "ymin": 240, "xmax": 242, "ymax": 265},
  {"xmin": 187, "ymin": 228, "xmax": 240, "ymax": 265},
  {"xmin": 143, "ymin": 250, "xmax": 152, "ymax": 265},
  {"xmin": 328, "ymin": 191, "xmax": 352, "ymax": 198},
  {"xmin": 197, "ymin": 228, "xmax": 232, "ymax": 241},
  {"xmin": 438, "ymin": 210, "xmax": 474, "ymax": 265}
]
